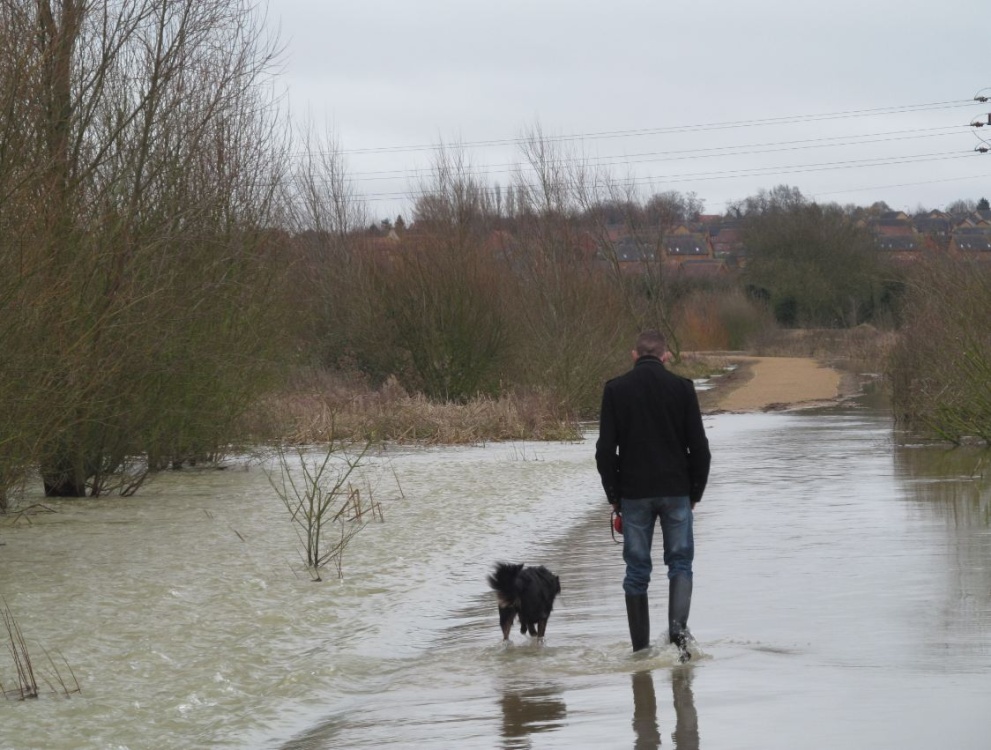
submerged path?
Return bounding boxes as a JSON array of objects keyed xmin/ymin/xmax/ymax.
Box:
[{"xmin": 701, "ymin": 356, "xmax": 849, "ymax": 414}]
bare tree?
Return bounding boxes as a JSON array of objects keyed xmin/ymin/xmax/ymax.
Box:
[
  {"xmin": 503, "ymin": 128, "xmax": 631, "ymax": 413},
  {"xmin": 0, "ymin": 0, "xmax": 290, "ymax": 497},
  {"xmin": 293, "ymin": 122, "xmax": 367, "ymax": 239}
]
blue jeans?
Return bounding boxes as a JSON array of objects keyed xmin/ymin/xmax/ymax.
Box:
[{"xmin": 621, "ymin": 495, "xmax": 694, "ymax": 595}]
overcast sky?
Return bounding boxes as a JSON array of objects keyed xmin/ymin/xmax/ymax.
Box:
[{"xmin": 269, "ymin": 0, "xmax": 991, "ymax": 222}]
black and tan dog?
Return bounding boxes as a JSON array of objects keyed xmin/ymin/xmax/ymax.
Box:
[{"xmin": 487, "ymin": 562, "xmax": 561, "ymax": 640}]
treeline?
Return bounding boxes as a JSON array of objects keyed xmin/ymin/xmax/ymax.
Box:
[
  {"xmin": 285, "ymin": 137, "xmax": 769, "ymax": 415},
  {"xmin": 287, "ymin": 160, "xmax": 991, "ymax": 448},
  {"xmin": 1, "ymin": 3, "xmax": 987, "ymax": 506}
]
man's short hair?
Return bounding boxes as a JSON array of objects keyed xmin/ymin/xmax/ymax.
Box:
[{"xmin": 635, "ymin": 330, "xmax": 667, "ymax": 358}]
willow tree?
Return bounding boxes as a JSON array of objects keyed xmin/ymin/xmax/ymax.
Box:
[
  {"xmin": 0, "ymin": 0, "xmax": 289, "ymax": 498},
  {"xmin": 389, "ymin": 145, "xmax": 508, "ymax": 401},
  {"xmin": 738, "ymin": 187, "xmax": 882, "ymax": 327}
]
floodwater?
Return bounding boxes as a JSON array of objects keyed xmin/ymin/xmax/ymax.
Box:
[{"xmin": 1, "ymin": 401, "xmax": 989, "ymax": 749}]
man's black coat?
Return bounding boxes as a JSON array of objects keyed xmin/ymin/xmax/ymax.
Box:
[{"xmin": 595, "ymin": 355, "xmax": 711, "ymax": 505}]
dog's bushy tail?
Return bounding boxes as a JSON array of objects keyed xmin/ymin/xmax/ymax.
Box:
[{"xmin": 487, "ymin": 562, "xmax": 525, "ymax": 601}]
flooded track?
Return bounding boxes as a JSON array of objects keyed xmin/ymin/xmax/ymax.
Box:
[{"xmin": 1, "ymin": 401, "xmax": 989, "ymax": 749}]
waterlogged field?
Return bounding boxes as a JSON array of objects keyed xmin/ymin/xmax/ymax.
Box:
[{"xmin": 1, "ymin": 404, "xmax": 989, "ymax": 749}]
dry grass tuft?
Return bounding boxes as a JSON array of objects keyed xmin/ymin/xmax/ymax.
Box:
[
  {"xmin": 1, "ymin": 600, "xmax": 79, "ymax": 700},
  {"xmin": 242, "ymin": 370, "xmax": 582, "ymax": 445},
  {"xmin": 749, "ymin": 325, "xmax": 896, "ymax": 374}
]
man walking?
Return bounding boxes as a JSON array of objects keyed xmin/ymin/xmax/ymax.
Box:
[{"xmin": 595, "ymin": 330, "xmax": 711, "ymax": 659}]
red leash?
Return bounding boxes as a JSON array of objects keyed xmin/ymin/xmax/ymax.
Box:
[{"xmin": 610, "ymin": 509, "xmax": 623, "ymax": 544}]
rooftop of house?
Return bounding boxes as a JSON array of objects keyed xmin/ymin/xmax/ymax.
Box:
[
  {"xmin": 873, "ymin": 223, "xmax": 916, "ymax": 237},
  {"xmin": 708, "ymin": 222, "xmax": 744, "ymax": 239},
  {"xmin": 665, "ymin": 235, "xmax": 710, "ymax": 256},
  {"xmin": 913, "ymin": 216, "xmax": 953, "ymax": 233},
  {"xmin": 955, "ymin": 237, "xmax": 991, "ymax": 251},
  {"xmin": 876, "ymin": 210, "xmax": 911, "ymax": 222},
  {"xmin": 877, "ymin": 235, "xmax": 921, "ymax": 251},
  {"xmin": 601, "ymin": 236, "xmax": 658, "ymax": 263},
  {"xmin": 869, "ymin": 217, "xmax": 914, "ymax": 230}
]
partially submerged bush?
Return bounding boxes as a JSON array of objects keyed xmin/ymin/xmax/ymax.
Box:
[
  {"xmin": 888, "ymin": 258, "xmax": 991, "ymax": 444},
  {"xmin": 268, "ymin": 441, "xmax": 383, "ymax": 580}
]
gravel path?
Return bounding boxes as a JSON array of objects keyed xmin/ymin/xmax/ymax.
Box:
[{"xmin": 701, "ymin": 356, "xmax": 850, "ymax": 413}]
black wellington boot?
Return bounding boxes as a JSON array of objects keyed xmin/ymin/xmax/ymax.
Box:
[
  {"xmin": 668, "ymin": 575, "xmax": 693, "ymax": 662},
  {"xmin": 625, "ymin": 594, "xmax": 650, "ymax": 652}
]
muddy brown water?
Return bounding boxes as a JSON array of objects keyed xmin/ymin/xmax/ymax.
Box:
[{"xmin": 1, "ymin": 401, "xmax": 989, "ymax": 749}]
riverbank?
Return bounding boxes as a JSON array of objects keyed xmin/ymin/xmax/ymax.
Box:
[{"xmin": 697, "ymin": 355, "xmax": 861, "ymax": 414}]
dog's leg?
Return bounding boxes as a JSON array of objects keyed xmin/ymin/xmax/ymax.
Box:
[
  {"xmin": 499, "ymin": 606, "xmax": 517, "ymax": 640},
  {"xmin": 536, "ymin": 619, "xmax": 547, "ymax": 638}
]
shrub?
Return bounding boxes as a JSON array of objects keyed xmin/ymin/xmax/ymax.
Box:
[{"xmin": 888, "ymin": 258, "xmax": 991, "ymax": 444}]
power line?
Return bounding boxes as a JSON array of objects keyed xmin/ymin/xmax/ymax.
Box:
[
  {"xmin": 285, "ymin": 97, "xmax": 986, "ymax": 211},
  {"xmin": 807, "ymin": 172, "xmax": 991, "ymax": 203},
  {"xmin": 350, "ymin": 151, "xmax": 976, "ymax": 203},
  {"xmin": 343, "ymin": 127, "xmax": 968, "ymax": 182},
  {"xmin": 324, "ymin": 99, "xmax": 977, "ymax": 157}
]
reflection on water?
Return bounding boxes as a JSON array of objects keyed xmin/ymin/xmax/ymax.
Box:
[
  {"xmin": 670, "ymin": 669, "xmax": 699, "ymax": 750},
  {"xmin": 631, "ymin": 670, "xmax": 659, "ymax": 748},
  {"xmin": 895, "ymin": 442, "xmax": 991, "ymax": 520},
  {"xmin": 2, "ymin": 405, "xmax": 991, "ymax": 748},
  {"xmin": 632, "ymin": 668, "xmax": 699, "ymax": 750},
  {"xmin": 894, "ymin": 442, "xmax": 991, "ymax": 663},
  {"xmin": 499, "ymin": 684, "xmax": 567, "ymax": 748}
]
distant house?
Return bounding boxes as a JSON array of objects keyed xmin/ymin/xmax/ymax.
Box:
[
  {"xmin": 927, "ymin": 205, "xmax": 990, "ymax": 258},
  {"xmin": 614, "ymin": 235, "xmax": 659, "ymax": 263},
  {"xmin": 875, "ymin": 234, "xmax": 921, "ymax": 252},
  {"xmin": 867, "ymin": 211, "xmax": 926, "ymax": 261},
  {"xmin": 662, "ymin": 226, "xmax": 729, "ymax": 277},
  {"xmin": 663, "ymin": 225, "xmax": 711, "ymax": 260},
  {"xmin": 949, "ymin": 226, "xmax": 991, "ymax": 259},
  {"xmin": 591, "ymin": 224, "xmax": 727, "ymax": 276},
  {"xmin": 913, "ymin": 210, "xmax": 953, "ymax": 247},
  {"xmin": 877, "ymin": 210, "xmax": 911, "ymax": 222},
  {"xmin": 705, "ymin": 219, "xmax": 747, "ymax": 267},
  {"xmin": 592, "ymin": 231, "xmax": 659, "ymax": 275},
  {"xmin": 595, "ymin": 233, "xmax": 657, "ymax": 274}
]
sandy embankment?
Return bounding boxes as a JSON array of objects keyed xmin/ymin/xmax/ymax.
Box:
[{"xmin": 698, "ymin": 356, "xmax": 859, "ymax": 414}]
